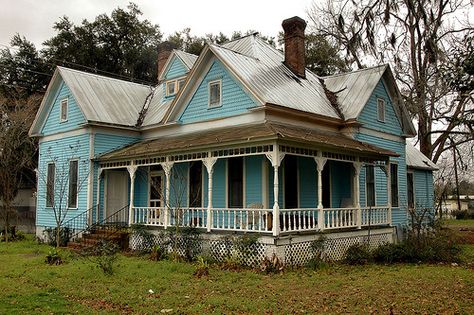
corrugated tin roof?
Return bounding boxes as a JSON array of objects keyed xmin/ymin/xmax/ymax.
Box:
[
  {"xmin": 58, "ymin": 67, "xmax": 153, "ymax": 126},
  {"xmin": 99, "ymin": 121, "xmax": 398, "ymax": 160},
  {"xmin": 212, "ymin": 36, "xmax": 340, "ymax": 119},
  {"xmin": 141, "ymin": 83, "xmax": 172, "ymax": 127},
  {"xmin": 174, "ymin": 50, "xmax": 198, "ymax": 70},
  {"xmin": 323, "ymin": 65, "xmax": 387, "ymax": 120},
  {"xmin": 406, "ymin": 142, "xmax": 438, "ymax": 170}
]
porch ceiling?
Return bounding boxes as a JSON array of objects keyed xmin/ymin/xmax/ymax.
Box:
[{"xmin": 97, "ymin": 122, "xmax": 398, "ymax": 161}]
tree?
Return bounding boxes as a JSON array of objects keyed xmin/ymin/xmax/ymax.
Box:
[
  {"xmin": 0, "ymin": 95, "xmax": 38, "ymax": 242},
  {"xmin": 309, "ymin": 0, "xmax": 474, "ymax": 162},
  {"xmin": 42, "ymin": 3, "xmax": 162, "ymax": 83}
]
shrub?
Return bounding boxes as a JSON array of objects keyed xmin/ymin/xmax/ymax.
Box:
[
  {"xmin": 193, "ymin": 256, "xmax": 210, "ymax": 278},
  {"xmin": 45, "ymin": 247, "xmax": 63, "ymax": 265},
  {"xmin": 452, "ymin": 210, "xmax": 474, "ymax": 220},
  {"xmin": 43, "ymin": 227, "xmax": 71, "ymax": 247},
  {"xmin": 150, "ymin": 245, "xmax": 166, "ymax": 261},
  {"xmin": 306, "ymin": 236, "xmax": 329, "ymax": 270},
  {"xmin": 83, "ymin": 240, "xmax": 120, "ymax": 275},
  {"xmin": 260, "ymin": 253, "xmax": 284, "ymax": 274},
  {"xmin": 344, "ymin": 243, "xmax": 372, "ymax": 265}
]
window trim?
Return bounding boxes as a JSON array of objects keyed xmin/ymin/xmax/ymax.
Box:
[
  {"xmin": 377, "ymin": 98, "xmax": 385, "ymax": 122},
  {"xmin": 390, "ymin": 163, "xmax": 399, "ymax": 207},
  {"xmin": 68, "ymin": 159, "xmax": 79, "ymax": 209},
  {"xmin": 177, "ymin": 78, "xmax": 186, "ymax": 92},
  {"xmin": 208, "ymin": 79, "xmax": 222, "ymax": 108},
  {"xmin": 166, "ymin": 80, "xmax": 177, "ymax": 97},
  {"xmin": 46, "ymin": 162, "xmax": 55, "ymax": 208},
  {"xmin": 60, "ymin": 98, "xmax": 68, "ymax": 123},
  {"xmin": 148, "ymin": 170, "xmax": 164, "ymax": 207}
]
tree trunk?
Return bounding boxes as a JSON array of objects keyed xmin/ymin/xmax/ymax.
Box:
[{"xmin": 56, "ymin": 224, "xmax": 61, "ymax": 248}]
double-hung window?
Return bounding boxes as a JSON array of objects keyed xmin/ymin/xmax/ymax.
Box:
[
  {"xmin": 208, "ymin": 80, "xmax": 221, "ymax": 108},
  {"xmin": 377, "ymin": 98, "xmax": 385, "ymax": 122},
  {"xmin": 68, "ymin": 160, "xmax": 78, "ymax": 208},
  {"xmin": 46, "ymin": 163, "xmax": 55, "ymax": 207},
  {"xmin": 60, "ymin": 99, "xmax": 68, "ymax": 122}
]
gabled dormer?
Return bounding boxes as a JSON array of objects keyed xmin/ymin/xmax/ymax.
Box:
[{"xmin": 157, "ymin": 48, "xmax": 198, "ymax": 101}]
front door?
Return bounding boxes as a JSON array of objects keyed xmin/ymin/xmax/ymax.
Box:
[{"xmin": 105, "ymin": 170, "xmax": 128, "ymax": 219}]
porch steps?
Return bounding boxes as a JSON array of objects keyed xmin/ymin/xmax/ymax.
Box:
[{"xmin": 67, "ymin": 227, "xmax": 129, "ymax": 252}]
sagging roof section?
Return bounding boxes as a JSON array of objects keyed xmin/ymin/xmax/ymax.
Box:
[
  {"xmin": 98, "ymin": 121, "xmax": 398, "ymax": 161},
  {"xmin": 406, "ymin": 142, "xmax": 438, "ymax": 170}
]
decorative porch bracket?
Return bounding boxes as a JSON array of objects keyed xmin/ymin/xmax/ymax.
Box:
[
  {"xmin": 385, "ymin": 162, "xmax": 392, "ymax": 226},
  {"xmin": 353, "ymin": 161, "xmax": 362, "ymax": 229},
  {"xmin": 314, "ymin": 155, "xmax": 327, "ymax": 231},
  {"xmin": 161, "ymin": 161, "xmax": 175, "ymax": 229},
  {"xmin": 265, "ymin": 148, "xmax": 285, "ymax": 236},
  {"xmin": 203, "ymin": 157, "xmax": 218, "ymax": 232},
  {"xmin": 127, "ymin": 165, "xmax": 138, "ymax": 226}
]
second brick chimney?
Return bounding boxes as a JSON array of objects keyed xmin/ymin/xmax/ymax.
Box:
[
  {"xmin": 282, "ymin": 16, "xmax": 307, "ymax": 78},
  {"xmin": 157, "ymin": 41, "xmax": 178, "ymax": 81}
]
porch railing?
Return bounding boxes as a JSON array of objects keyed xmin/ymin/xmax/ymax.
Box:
[{"xmin": 130, "ymin": 206, "xmax": 391, "ymax": 233}]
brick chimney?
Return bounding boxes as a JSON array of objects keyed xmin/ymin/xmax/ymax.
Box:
[
  {"xmin": 157, "ymin": 41, "xmax": 178, "ymax": 81},
  {"xmin": 282, "ymin": 16, "xmax": 307, "ymax": 78}
]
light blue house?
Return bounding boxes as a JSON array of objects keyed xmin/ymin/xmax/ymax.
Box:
[{"xmin": 30, "ymin": 17, "xmax": 437, "ymax": 261}]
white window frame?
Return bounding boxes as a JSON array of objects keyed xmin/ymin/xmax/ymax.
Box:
[
  {"xmin": 166, "ymin": 80, "xmax": 177, "ymax": 97},
  {"xmin": 177, "ymin": 78, "xmax": 186, "ymax": 92},
  {"xmin": 148, "ymin": 170, "xmax": 164, "ymax": 207},
  {"xmin": 377, "ymin": 98, "xmax": 385, "ymax": 122},
  {"xmin": 67, "ymin": 159, "xmax": 79, "ymax": 209},
  {"xmin": 208, "ymin": 79, "xmax": 222, "ymax": 108},
  {"xmin": 46, "ymin": 162, "xmax": 55, "ymax": 208},
  {"xmin": 60, "ymin": 98, "xmax": 68, "ymax": 122}
]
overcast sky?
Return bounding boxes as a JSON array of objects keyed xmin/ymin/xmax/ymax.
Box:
[{"xmin": 0, "ymin": 0, "xmax": 315, "ymax": 49}]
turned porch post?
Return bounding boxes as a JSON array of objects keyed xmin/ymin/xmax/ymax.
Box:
[
  {"xmin": 314, "ymin": 154, "xmax": 327, "ymax": 231},
  {"xmin": 203, "ymin": 156, "xmax": 218, "ymax": 232},
  {"xmin": 161, "ymin": 161, "xmax": 174, "ymax": 229},
  {"xmin": 127, "ymin": 165, "xmax": 138, "ymax": 226},
  {"xmin": 385, "ymin": 162, "xmax": 392, "ymax": 226},
  {"xmin": 266, "ymin": 146, "xmax": 285, "ymax": 237},
  {"xmin": 353, "ymin": 160, "xmax": 362, "ymax": 229}
]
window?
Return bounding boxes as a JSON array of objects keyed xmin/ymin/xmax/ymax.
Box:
[
  {"xmin": 407, "ymin": 172, "xmax": 414, "ymax": 209},
  {"xmin": 68, "ymin": 160, "xmax": 78, "ymax": 208},
  {"xmin": 166, "ymin": 80, "xmax": 176, "ymax": 96},
  {"xmin": 228, "ymin": 157, "xmax": 243, "ymax": 208},
  {"xmin": 60, "ymin": 99, "xmax": 68, "ymax": 122},
  {"xmin": 208, "ymin": 80, "xmax": 221, "ymax": 108},
  {"xmin": 46, "ymin": 163, "xmax": 55, "ymax": 207},
  {"xmin": 377, "ymin": 98, "xmax": 385, "ymax": 122},
  {"xmin": 177, "ymin": 78, "xmax": 185, "ymax": 92},
  {"xmin": 390, "ymin": 163, "xmax": 399, "ymax": 207},
  {"xmin": 366, "ymin": 165, "xmax": 375, "ymax": 207},
  {"xmin": 189, "ymin": 161, "xmax": 203, "ymax": 207}
]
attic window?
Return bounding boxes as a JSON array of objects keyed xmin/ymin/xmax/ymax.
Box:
[
  {"xmin": 60, "ymin": 98, "xmax": 68, "ymax": 122},
  {"xmin": 208, "ymin": 80, "xmax": 222, "ymax": 108},
  {"xmin": 166, "ymin": 80, "xmax": 176, "ymax": 96},
  {"xmin": 377, "ymin": 98, "xmax": 385, "ymax": 122},
  {"xmin": 178, "ymin": 78, "xmax": 185, "ymax": 91}
]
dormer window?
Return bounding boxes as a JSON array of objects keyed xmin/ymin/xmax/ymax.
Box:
[
  {"xmin": 166, "ymin": 80, "xmax": 176, "ymax": 96},
  {"xmin": 178, "ymin": 78, "xmax": 185, "ymax": 91},
  {"xmin": 377, "ymin": 98, "xmax": 385, "ymax": 122},
  {"xmin": 60, "ymin": 98, "xmax": 68, "ymax": 122},
  {"xmin": 208, "ymin": 80, "xmax": 222, "ymax": 108}
]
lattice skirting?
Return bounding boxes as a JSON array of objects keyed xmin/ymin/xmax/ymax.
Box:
[{"xmin": 130, "ymin": 229, "xmax": 393, "ymax": 267}]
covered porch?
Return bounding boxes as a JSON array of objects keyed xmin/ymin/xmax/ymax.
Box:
[{"xmin": 95, "ymin": 122, "xmax": 397, "ymax": 236}]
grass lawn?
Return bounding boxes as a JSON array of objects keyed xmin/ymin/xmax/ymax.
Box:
[
  {"xmin": 0, "ymin": 238, "xmax": 473, "ymax": 314},
  {"xmin": 444, "ymin": 219, "xmax": 474, "ymax": 227}
]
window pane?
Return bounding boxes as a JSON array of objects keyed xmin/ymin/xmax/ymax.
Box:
[
  {"xmin": 377, "ymin": 99, "xmax": 385, "ymax": 121},
  {"xmin": 167, "ymin": 81, "xmax": 176, "ymax": 95},
  {"xmin": 46, "ymin": 163, "xmax": 55, "ymax": 207},
  {"xmin": 390, "ymin": 164, "xmax": 399, "ymax": 207},
  {"xmin": 68, "ymin": 161, "xmax": 78, "ymax": 208},
  {"xmin": 178, "ymin": 79, "xmax": 185, "ymax": 91},
  {"xmin": 209, "ymin": 81, "xmax": 221, "ymax": 106},
  {"xmin": 366, "ymin": 166, "xmax": 375, "ymax": 207},
  {"xmin": 228, "ymin": 157, "xmax": 243, "ymax": 208},
  {"xmin": 60, "ymin": 100, "xmax": 68, "ymax": 121}
]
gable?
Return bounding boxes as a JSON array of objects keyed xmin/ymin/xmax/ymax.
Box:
[
  {"xmin": 40, "ymin": 81, "xmax": 86, "ymax": 135},
  {"xmin": 164, "ymin": 56, "xmax": 188, "ymax": 80},
  {"xmin": 178, "ymin": 59, "xmax": 258, "ymax": 124},
  {"xmin": 357, "ymin": 80, "xmax": 403, "ymax": 136}
]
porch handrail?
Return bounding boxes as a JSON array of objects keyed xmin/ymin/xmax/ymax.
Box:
[{"xmin": 63, "ymin": 205, "xmax": 96, "ymax": 238}]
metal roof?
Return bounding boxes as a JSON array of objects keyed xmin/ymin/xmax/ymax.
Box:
[
  {"xmin": 406, "ymin": 142, "xmax": 438, "ymax": 170},
  {"xmin": 58, "ymin": 67, "xmax": 153, "ymax": 126},
  {"xmin": 141, "ymin": 83, "xmax": 172, "ymax": 127},
  {"xmin": 174, "ymin": 50, "xmax": 198, "ymax": 70},
  {"xmin": 98, "ymin": 121, "xmax": 398, "ymax": 160},
  {"xmin": 215, "ymin": 35, "xmax": 341, "ymax": 119}
]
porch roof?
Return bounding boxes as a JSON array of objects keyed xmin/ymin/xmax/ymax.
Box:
[{"xmin": 97, "ymin": 122, "xmax": 399, "ymax": 161}]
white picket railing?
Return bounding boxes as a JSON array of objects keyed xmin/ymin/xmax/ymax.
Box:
[
  {"xmin": 211, "ymin": 208, "xmax": 272, "ymax": 232},
  {"xmin": 131, "ymin": 206, "xmax": 390, "ymax": 233}
]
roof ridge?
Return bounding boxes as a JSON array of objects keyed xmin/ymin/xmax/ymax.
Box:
[
  {"xmin": 58, "ymin": 66, "xmax": 154, "ymax": 88},
  {"xmin": 322, "ymin": 64, "xmax": 388, "ymax": 79},
  {"xmin": 210, "ymin": 43, "xmax": 261, "ymax": 61},
  {"xmin": 222, "ymin": 32, "xmax": 259, "ymax": 46}
]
